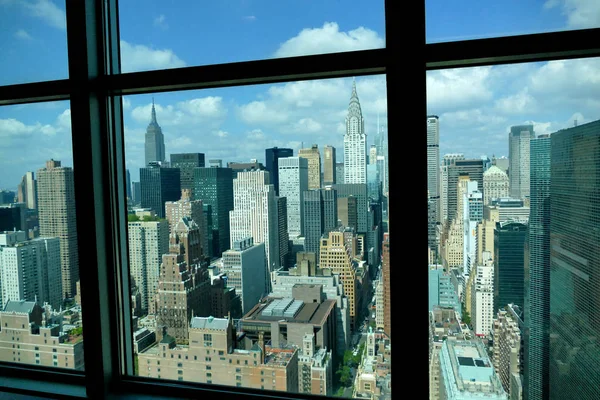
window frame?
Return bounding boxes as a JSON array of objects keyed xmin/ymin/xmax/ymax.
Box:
[{"xmin": 0, "ymin": 0, "xmax": 598, "ymax": 399}]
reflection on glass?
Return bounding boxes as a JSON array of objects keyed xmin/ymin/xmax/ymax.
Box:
[
  {"xmin": 0, "ymin": 0, "xmax": 69, "ymax": 85},
  {"xmin": 0, "ymin": 102, "xmax": 84, "ymax": 370},
  {"xmin": 117, "ymin": 0, "xmax": 385, "ymax": 73},
  {"xmin": 426, "ymin": 58, "xmax": 600, "ymax": 399},
  {"xmin": 124, "ymin": 76, "xmax": 390, "ymax": 397}
]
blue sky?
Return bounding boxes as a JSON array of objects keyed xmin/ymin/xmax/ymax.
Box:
[{"xmin": 0, "ymin": 0, "xmax": 599, "ymax": 188}]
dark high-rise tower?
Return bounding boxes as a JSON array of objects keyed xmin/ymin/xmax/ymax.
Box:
[
  {"xmin": 494, "ymin": 220, "xmax": 528, "ymax": 313},
  {"xmin": 549, "ymin": 120, "xmax": 600, "ymax": 400},
  {"xmin": 140, "ymin": 164, "xmax": 181, "ymax": 218},
  {"xmin": 265, "ymin": 147, "xmax": 293, "ymax": 196},
  {"xmin": 302, "ymin": 188, "xmax": 338, "ymax": 259},
  {"xmin": 144, "ymin": 99, "xmax": 166, "ymax": 166},
  {"xmin": 170, "ymin": 153, "xmax": 205, "ymax": 190},
  {"xmin": 193, "ymin": 167, "xmax": 233, "ymax": 257},
  {"xmin": 524, "ymin": 134, "xmax": 551, "ymax": 400}
]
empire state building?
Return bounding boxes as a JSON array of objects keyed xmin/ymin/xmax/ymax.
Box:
[
  {"xmin": 145, "ymin": 99, "xmax": 166, "ymax": 166},
  {"xmin": 343, "ymin": 79, "xmax": 367, "ymax": 184}
]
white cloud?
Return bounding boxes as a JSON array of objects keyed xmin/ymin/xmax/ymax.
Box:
[
  {"xmin": 494, "ymin": 88, "xmax": 537, "ymax": 114},
  {"xmin": 247, "ymin": 129, "xmax": 265, "ymax": 140},
  {"xmin": 213, "ymin": 130, "xmax": 229, "ymax": 138},
  {"xmin": 153, "ymin": 14, "xmax": 168, "ymax": 29},
  {"xmin": 130, "ymin": 97, "xmax": 227, "ymax": 128},
  {"xmin": 168, "ymin": 136, "xmax": 193, "ymax": 150},
  {"xmin": 120, "ymin": 40, "xmax": 186, "ymax": 73},
  {"xmin": 23, "ymin": 0, "xmax": 65, "ymax": 30},
  {"xmin": 544, "ymin": 0, "xmax": 600, "ymax": 29},
  {"xmin": 56, "ymin": 109, "xmax": 71, "ymax": 130},
  {"xmin": 177, "ymin": 97, "xmax": 227, "ymax": 119},
  {"xmin": 273, "ymin": 22, "xmax": 384, "ymax": 58},
  {"xmin": 427, "ymin": 67, "xmax": 493, "ymax": 113},
  {"xmin": 14, "ymin": 29, "xmax": 32, "ymax": 40},
  {"xmin": 122, "ymin": 97, "xmax": 131, "ymax": 110},
  {"xmin": 242, "ymin": 15, "xmax": 256, "ymax": 21},
  {"xmin": 0, "ymin": 118, "xmax": 36, "ymax": 137},
  {"xmin": 290, "ymin": 118, "xmax": 322, "ymax": 134},
  {"xmin": 238, "ymin": 101, "xmax": 288, "ymax": 125}
]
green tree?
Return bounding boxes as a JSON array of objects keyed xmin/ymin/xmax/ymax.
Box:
[
  {"xmin": 462, "ymin": 305, "xmax": 471, "ymax": 326},
  {"xmin": 127, "ymin": 214, "xmax": 140, "ymax": 222}
]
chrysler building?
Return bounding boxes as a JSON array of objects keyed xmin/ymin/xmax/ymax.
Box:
[{"xmin": 343, "ymin": 78, "xmax": 367, "ymax": 184}]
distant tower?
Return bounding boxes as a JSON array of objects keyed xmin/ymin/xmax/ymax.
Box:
[
  {"xmin": 37, "ymin": 159, "xmax": 79, "ymax": 300},
  {"xmin": 145, "ymin": 99, "xmax": 166, "ymax": 166},
  {"xmin": 509, "ymin": 125, "xmax": 534, "ymax": 200},
  {"xmin": 344, "ymin": 79, "xmax": 367, "ymax": 184},
  {"xmin": 323, "ymin": 145, "xmax": 336, "ymax": 186},
  {"xmin": 427, "ymin": 116, "xmax": 441, "ymax": 224},
  {"xmin": 299, "ymin": 144, "xmax": 322, "ymax": 190},
  {"xmin": 278, "ymin": 157, "xmax": 308, "ymax": 238},
  {"xmin": 265, "ymin": 147, "xmax": 293, "ymax": 196}
]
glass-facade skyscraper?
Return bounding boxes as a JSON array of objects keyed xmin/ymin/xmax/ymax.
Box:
[
  {"xmin": 265, "ymin": 147, "xmax": 293, "ymax": 196},
  {"xmin": 140, "ymin": 164, "xmax": 181, "ymax": 219},
  {"xmin": 170, "ymin": 153, "xmax": 205, "ymax": 190},
  {"xmin": 494, "ymin": 220, "xmax": 528, "ymax": 313},
  {"xmin": 525, "ymin": 134, "xmax": 551, "ymax": 400},
  {"xmin": 549, "ymin": 120, "xmax": 600, "ymax": 400}
]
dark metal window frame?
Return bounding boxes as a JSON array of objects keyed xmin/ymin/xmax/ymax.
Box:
[{"xmin": 0, "ymin": 0, "xmax": 598, "ymax": 399}]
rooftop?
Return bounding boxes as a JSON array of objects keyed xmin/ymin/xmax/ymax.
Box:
[{"xmin": 190, "ymin": 316, "xmax": 229, "ymax": 331}]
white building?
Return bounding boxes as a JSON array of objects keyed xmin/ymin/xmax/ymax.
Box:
[
  {"xmin": 278, "ymin": 157, "xmax": 308, "ymax": 238},
  {"xmin": 229, "ymin": 170, "xmax": 280, "ymax": 292},
  {"xmin": 221, "ymin": 237, "xmax": 266, "ymax": 314},
  {"xmin": 508, "ymin": 125, "xmax": 533, "ymax": 200},
  {"xmin": 344, "ymin": 79, "xmax": 367, "ymax": 184},
  {"xmin": 470, "ymin": 252, "xmax": 495, "ymax": 337},
  {"xmin": 0, "ymin": 231, "xmax": 61, "ymax": 310},
  {"xmin": 483, "ymin": 165, "xmax": 509, "ymax": 205},
  {"xmin": 127, "ymin": 219, "xmax": 169, "ymax": 313}
]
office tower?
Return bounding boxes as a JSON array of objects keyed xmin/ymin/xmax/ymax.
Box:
[
  {"xmin": 0, "ymin": 190, "xmax": 15, "ymax": 204},
  {"xmin": 524, "ymin": 134, "xmax": 551, "ymax": 400},
  {"xmin": 165, "ymin": 189, "xmax": 208, "ymax": 260},
  {"xmin": 127, "ymin": 217, "xmax": 169, "ymax": 313},
  {"xmin": 464, "ymin": 182, "xmax": 483, "ymax": 275},
  {"xmin": 470, "ymin": 253, "xmax": 494, "ymax": 337},
  {"xmin": 380, "ymin": 233, "xmax": 390, "ymax": 338},
  {"xmin": 302, "ymin": 188, "xmax": 338, "ymax": 259},
  {"xmin": 17, "ymin": 172, "xmax": 37, "ymax": 210},
  {"xmin": 275, "ymin": 197, "xmax": 289, "ymax": 269},
  {"xmin": 193, "ymin": 167, "xmax": 233, "ymax": 257},
  {"xmin": 144, "ymin": 99, "xmax": 165, "ymax": 166},
  {"xmin": 492, "ymin": 155, "xmax": 509, "ymax": 174},
  {"xmin": 229, "ymin": 170, "xmax": 280, "ymax": 291},
  {"xmin": 132, "ymin": 181, "xmax": 141, "ymax": 205},
  {"xmin": 265, "ymin": 147, "xmax": 293, "ymax": 196},
  {"xmin": 483, "ymin": 165, "xmax": 509, "ymax": 205},
  {"xmin": 221, "ymin": 238, "xmax": 266, "ymax": 314},
  {"xmin": 332, "ymin": 183, "xmax": 367, "ymax": 234},
  {"xmin": 270, "ymin": 261, "xmax": 350, "ymax": 357},
  {"xmin": 209, "ymin": 274, "xmax": 243, "ymax": 319},
  {"xmin": 368, "ymin": 144, "xmax": 377, "ymax": 165},
  {"xmin": 337, "ymin": 196, "xmax": 357, "ymax": 232},
  {"xmin": 323, "ymin": 145, "xmax": 336, "ymax": 186},
  {"xmin": 335, "ymin": 162, "xmax": 344, "ymax": 185},
  {"xmin": 0, "ymin": 301, "xmax": 84, "ymax": 369},
  {"xmin": 493, "ymin": 305, "xmax": 524, "ymax": 399},
  {"xmin": 366, "ymin": 164, "xmax": 381, "ymax": 202},
  {"xmin": 208, "ymin": 159, "xmax": 222, "ymax": 168},
  {"xmin": 155, "ymin": 219, "xmax": 211, "ymax": 343},
  {"xmin": 493, "ymin": 220, "xmax": 527, "ymax": 312},
  {"xmin": 227, "ymin": 160, "xmax": 265, "ymax": 179},
  {"xmin": 37, "ymin": 159, "xmax": 79, "ymax": 300},
  {"xmin": 298, "ymin": 144, "xmax": 322, "ymax": 190},
  {"xmin": 428, "ymin": 265, "xmax": 461, "ymax": 315},
  {"xmin": 0, "ymin": 232, "xmax": 61, "ymax": 310},
  {"xmin": 440, "ymin": 154, "xmax": 465, "ymax": 225},
  {"xmin": 140, "ymin": 163, "xmax": 181, "ymax": 218},
  {"xmin": 138, "ymin": 316, "xmax": 299, "ymax": 392},
  {"xmin": 427, "ymin": 115, "xmax": 441, "ymax": 224},
  {"xmin": 0, "ymin": 203, "xmax": 25, "ymax": 232},
  {"xmin": 126, "ymin": 168, "xmax": 132, "ymax": 201},
  {"xmin": 170, "ymin": 153, "xmax": 205, "ymax": 191},
  {"xmin": 438, "ymin": 340, "xmax": 507, "ymax": 399},
  {"xmin": 447, "ymin": 158, "xmax": 485, "ymax": 224},
  {"xmin": 509, "ymin": 125, "xmax": 534, "ymax": 200},
  {"xmin": 343, "ymin": 79, "xmax": 367, "ymax": 184},
  {"xmin": 549, "ymin": 120, "xmax": 600, "ymax": 399},
  {"xmin": 489, "ymin": 198, "xmax": 530, "ymax": 223},
  {"xmin": 444, "ymin": 174, "xmax": 470, "ymax": 269},
  {"xmin": 297, "ymin": 333, "xmax": 333, "ymax": 396},
  {"xmin": 278, "ymin": 157, "xmax": 308, "ymax": 238}
]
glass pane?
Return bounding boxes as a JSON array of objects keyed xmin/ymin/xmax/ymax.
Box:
[
  {"xmin": 0, "ymin": 0, "xmax": 68, "ymax": 85},
  {"xmin": 426, "ymin": 0, "xmax": 600, "ymax": 43},
  {"xmin": 117, "ymin": 0, "xmax": 385, "ymax": 73},
  {"xmin": 124, "ymin": 75, "xmax": 390, "ymax": 397},
  {"xmin": 427, "ymin": 57, "xmax": 600, "ymax": 399},
  {"xmin": 0, "ymin": 101, "xmax": 83, "ymax": 371}
]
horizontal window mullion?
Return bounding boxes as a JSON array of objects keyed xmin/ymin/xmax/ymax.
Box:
[
  {"xmin": 425, "ymin": 27, "xmax": 600, "ymax": 70},
  {"xmin": 102, "ymin": 49, "xmax": 387, "ymax": 96},
  {"xmin": 0, "ymin": 80, "xmax": 71, "ymax": 106}
]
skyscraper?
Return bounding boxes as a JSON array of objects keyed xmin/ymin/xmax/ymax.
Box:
[
  {"xmin": 549, "ymin": 120, "xmax": 600, "ymax": 399},
  {"xmin": 165, "ymin": 189, "xmax": 208, "ymax": 260},
  {"xmin": 332, "ymin": 183, "xmax": 368, "ymax": 234},
  {"xmin": 278, "ymin": 157, "xmax": 308, "ymax": 238},
  {"xmin": 140, "ymin": 163, "xmax": 181, "ymax": 219},
  {"xmin": 427, "ymin": 116, "xmax": 441, "ymax": 224},
  {"xmin": 323, "ymin": 145, "xmax": 336, "ymax": 186},
  {"xmin": 193, "ymin": 167, "xmax": 233, "ymax": 257},
  {"xmin": 509, "ymin": 125, "xmax": 534, "ymax": 200},
  {"xmin": 493, "ymin": 220, "xmax": 528, "ymax": 313},
  {"xmin": 229, "ymin": 170, "xmax": 280, "ymax": 292},
  {"xmin": 299, "ymin": 144, "xmax": 322, "ymax": 190},
  {"xmin": 170, "ymin": 153, "xmax": 205, "ymax": 191},
  {"xmin": 483, "ymin": 166, "xmax": 509, "ymax": 205},
  {"xmin": 302, "ymin": 188, "xmax": 338, "ymax": 258},
  {"xmin": 144, "ymin": 99, "xmax": 166, "ymax": 166},
  {"xmin": 447, "ymin": 158, "xmax": 485, "ymax": 225},
  {"xmin": 37, "ymin": 159, "xmax": 79, "ymax": 300},
  {"xmin": 335, "ymin": 162, "xmax": 345, "ymax": 185},
  {"xmin": 126, "ymin": 169, "xmax": 132, "ymax": 201},
  {"xmin": 265, "ymin": 147, "xmax": 293, "ymax": 196},
  {"xmin": 524, "ymin": 134, "xmax": 551, "ymax": 400},
  {"xmin": 17, "ymin": 172, "xmax": 37, "ymax": 210},
  {"xmin": 343, "ymin": 79, "xmax": 367, "ymax": 184}
]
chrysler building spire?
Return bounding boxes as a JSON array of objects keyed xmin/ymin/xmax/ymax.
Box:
[{"xmin": 343, "ymin": 78, "xmax": 367, "ymax": 184}]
